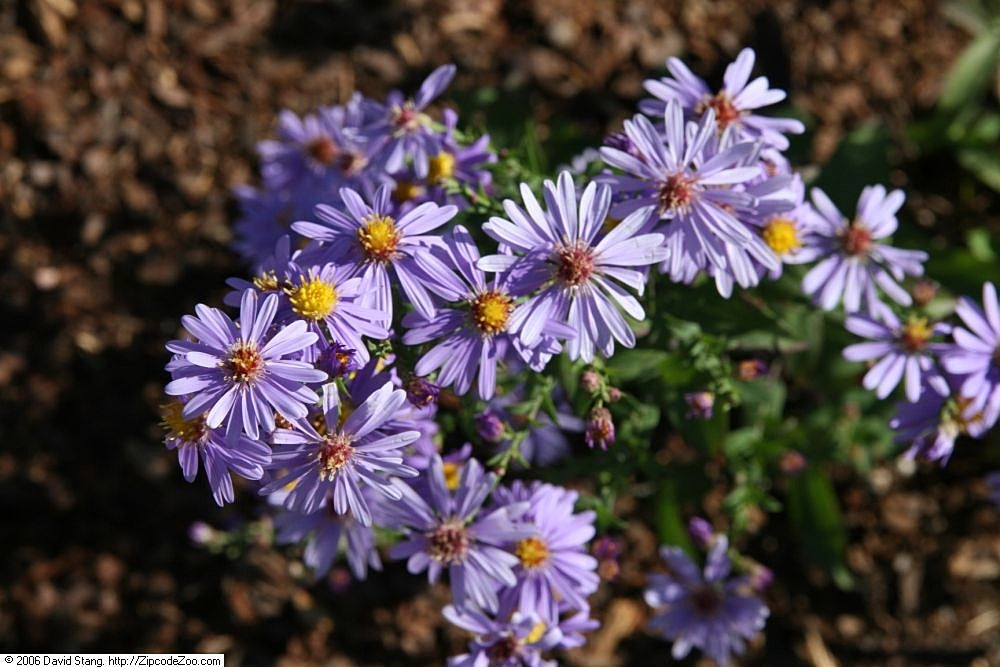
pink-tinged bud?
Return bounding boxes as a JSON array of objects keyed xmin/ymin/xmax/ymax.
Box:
[
  {"xmin": 585, "ymin": 407, "xmax": 615, "ymax": 450},
  {"xmin": 607, "ymin": 387, "xmax": 623, "ymax": 402},
  {"xmin": 780, "ymin": 450, "xmax": 807, "ymax": 475},
  {"xmin": 580, "ymin": 369, "xmax": 602, "ymax": 393},
  {"xmin": 912, "ymin": 279, "xmax": 937, "ymax": 306},
  {"xmin": 737, "ymin": 359, "xmax": 768, "ymax": 381},
  {"xmin": 750, "ymin": 564, "xmax": 774, "ymax": 591},
  {"xmin": 188, "ymin": 521, "xmax": 215, "ymax": 546}
]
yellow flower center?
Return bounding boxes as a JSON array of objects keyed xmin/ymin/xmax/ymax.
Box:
[
  {"xmin": 393, "ymin": 181, "xmax": 426, "ymax": 203},
  {"xmin": 252, "ymin": 271, "xmax": 283, "ymax": 292},
  {"xmin": 224, "ymin": 340, "xmax": 265, "ymax": 384},
  {"xmin": 442, "ymin": 461, "xmax": 461, "ymax": 490},
  {"xmin": 470, "ymin": 290, "xmax": 513, "ymax": 335},
  {"xmin": 525, "ymin": 622, "xmax": 547, "ymax": 645},
  {"xmin": 288, "ymin": 274, "xmax": 339, "ymax": 321},
  {"xmin": 358, "ymin": 214, "xmax": 401, "ymax": 263},
  {"xmin": 161, "ymin": 400, "xmax": 207, "ymax": 444},
  {"xmin": 515, "ymin": 536, "xmax": 550, "ymax": 569},
  {"xmin": 762, "ymin": 217, "xmax": 801, "ymax": 256},
  {"xmin": 318, "ymin": 434, "xmax": 354, "ymax": 481},
  {"xmin": 901, "ymin": 316, "xmax": 933, "ymax": 352},
  {"xmin": 428, "ymin": 152, "xmax": 456, "ymax": 184}
]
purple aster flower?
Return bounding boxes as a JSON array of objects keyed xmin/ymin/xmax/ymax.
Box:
[
  {"xmin": 685, "ymin": 391, "xmax": 715, "ymax": 419},
  {"xmin": 387, "ymin": 456, "xmax": 532, "ymax": 612},
  {"xmin": 639, "ymin": 47, "xmax": 805, "ymax": 150},
  {"xmin": 584, "ymin": 406, "xmax": 615, "ymax": 450},
  {"xmin": 164, "ymin": 290, "xmax": 327, "ymax": 444},
  {"xmin": 599, "ymin": 103, "xmax": 780, "ymax": 293},
  {"xmin": 497, "ymin": 482, "xmax": 599, "ymax": 615},
  {"xmin": 688, "ymin": 517, "xmax": 716, "ymax": 549},
  {"xmin": 273, "ymin": 493, "xmax": 382, "ymax": 580},
  {"xmin": 940, "ymin": 282, "xmax": 1000, "ymax": 422},
  {"xmin": 282, "ymin": 262, "xmax": 391, "ymax": 364},
  {"xmin": 231, "ymin": 185, "xmax": 300, "ymax": 270},
  {"xmin": 261, "ymin": 381, "xmax": 420, "ymax": 523},
  {"xmin": 476, "ymin": 409, "xmax": 507, "ymax": 443},
  {"xmin": 160, "ymin": 398, "xmax": 271, "ymax": 506},
  {"xmin": 394, "ymin": 107, "xmax": 497, "ymax": 210},
  {"xmin": 890, "ymin": 374, "xmax": 991, "ymax": 465},
  {"xmin": 444, "ymin": 603, "xmax": 573, "ymax": 667},
  {"xmin": 480, "ymin": 172, "xmax": 668, "ymax": 362},
  {"xmin": 293, "ymin": 184, "xmax": 457, "ymax": 319},
  {"xmin": 843, "ymin": 310, "xmax": 949, "ymax": 401},
  {"xmin": 403, "ymin": 225, "xmax": 572, "ymax": 399},
  {"xmin": 315, "ymin": 340, "xmax": 361, "ymax": 379},
  {"xmin": 645, "ymin": 536, "xmax": 769, "ymax": 665},
  {"xmin": 800, "ymin": 185, "xmax": 927, "ymax": 315},
  {"xmin": 257, "ymin": 109, "xmax": 342, "ymax": 191},
  {"xmin": 364, "ymin": 64, "xmax": 457, "ymax": 178}
]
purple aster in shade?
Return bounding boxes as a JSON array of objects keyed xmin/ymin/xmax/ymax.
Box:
[
  {"xmin": 639, "ymin": 47, "xmax": 805, "ymax": 150},
  {"xmin": 403, "ymin": 225, "xmax": 572, "ymax": 400},
  {"xmin": 443, "ymin": 603, "xmax": 570, "ymax": 667},
  {"xmin": 645, "ymin": 536, "xmax": 769, "ymax": 665},
  {"xmin": 231, "ymin": 185, "xmax": 299, "ymax": 270},
  {"xmin": 405, "ymin": 107, "xmax": 497, "ymax": 209},
  {"xmin": 261, "ymin": 381, "xmax": 420, "ymax": 523},
  {"xmin": 160, "ymin": 398, "xmax": 271, "ymax": 506},
  {"xmin": 164, "ymin": 290, "xmax": 327, "ymax": 444},
  {"xmin": 799, "ymin": 185, "xmax": 927, "ymax": 316},
  {"xmin": 685, "ymin": 391, "xmax": 715, "ymax": 419},
  {"xmin": 480, "ymin": 172, "xmax": 668, "ymax": 362},
  {"xmin": 293, "ymin": 184, "xmax": 457, "ymax": 319},
  {"xmin": 843, "ymin": 310, "xmax": 950, "ymax": 401},
  {"xmin": 257, "ymin": 109, "xmax": 342, "ymax": 190},
  {"xmin": 940, "ymin": 282, "xmax": 1000, "ymax": 421},
  {"xmin": 315, "ymin": 340, "xmax": 361, "ymax": 379},
  {"xmin": 364, "ymin": 64, "xmax": 457, "ymax": 179},
  {"xmin": 889, "ymin": 374, "xmax": 991, "ymax": 465},
  {"xmin": 386, "ymin": 455, "xmax": 533, "ymax": 612},
  {"xmin": 497, "ymin": 482, "xmax": 599, "ymax": 616},
  {"xmin": 598, "ymin": 103, "xmax": 781, "ymax": 293},
  {"xmin": 273, "ymin": 492, "xmax": 381, "ymax": 580}
]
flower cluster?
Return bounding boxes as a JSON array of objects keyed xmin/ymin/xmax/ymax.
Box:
[{"xmin": 161, "ymin": 49, "xmax": 998, "ymax": 666}]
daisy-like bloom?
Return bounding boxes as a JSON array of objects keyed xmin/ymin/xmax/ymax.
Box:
[
  {"xmin": 479, "ymin": 172, "xmax": 668, "ymax": 363},
  {"xmin": 843, "ymin": 310, "xmax": 950, "ymax": 401},
  {"xmin": 599, "ymin": 103, "xmax": 780, "ymax": 293},
  {"xmin": 160, "ymin": 398, "xmax": 271, "ymax": 506},
  {"xmin": 386, "ymin": 456, "xmax": 533, "ymax": 612},
  {"xmin": 364, "ymin": 64, "xmax": 457, "ymax": 179},
  {"xmin": 293, "ymin": 184, "xmax": 457, "ymax": 319},
  {"xmin": 748, "ymin": 173, "xmax": 822, "ymax": 279},
  {"xmin": 639, "ymin": 47, "xmax": 805, "ymax": 150},
  {"xmin": 498, "ymin": 482, "xmax": 599, "ymax": 616},
  {"xmin": 940, "ymin": 282, "xmax": 1000, "ymax": 423},
  {"xmin": 443, "ymin": 597, "xmax": 597, "ymax": 667},
  {"xmin": 444, "ymin": 604, "xmax": 559, "ymax": 667},
  {"xmin": 281, "ymin": 262, "xmax": 391, "ymax": 364},
  {"xmin": 165, "ymin": 290, "xmax": 327, "ymax": 444},
  {"xmin": 645, "ymin": 536, "xmax": 769, "ymax": 665},
  {"xmin": 890, "ymin": 374, "xmax": 990, "ymax": 465},
  {"xmin": 799, "ymin": 185, "xmax": 927, "ymax": 315},
  {"xmin": 257, "ymin": 109, "xmax": 343, "ymax": 191},
  {"xmin": 273, "ymin": 492, "xmax": 382, "ymax": 580},
  {"xmin": 403, "ymin": 225, "xmax": 571, "ymax": 399},
  {"xmin": 685, "ymin": 391, "xmax": 715, "ymax": 419},
  {"xmin": 261, "ymin": 381, "xmax": 420, "ymax": 524}
]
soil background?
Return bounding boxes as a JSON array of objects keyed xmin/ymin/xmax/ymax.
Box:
[{"xmin": 2, "ymin": 1, "xmax": 999, "ymax": 665}]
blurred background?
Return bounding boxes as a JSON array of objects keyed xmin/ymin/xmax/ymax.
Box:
[{"xmin": 1, "ymin": 0, "xmax": 998, "ymax": 664}]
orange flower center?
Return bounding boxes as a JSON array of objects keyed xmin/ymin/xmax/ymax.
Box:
[
  {"xmin": 515, "ymin": 536, "xmax": 550, "ymax": 569},
  {"xmin": 470, "ymin": 290, "xmax": 514, "ymax": 335},
  {"xmin": 224, "ymin": 341, "xmax": 264, "ymax": 384}
]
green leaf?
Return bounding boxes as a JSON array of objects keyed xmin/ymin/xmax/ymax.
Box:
[
  {"xmin": 958, "ymin": 146, "xmax": 1000, "ymax": 192},
  {"xmin": 939, "ymin": 29, "xmax": 1000, "ymax": 111},
  {"xmin": 655, "ymin": 479, "xmax": 694, "ymax": 554},
  {"xmin": 967, "ymin": 227, "xmax": 997, "ymax": 261},
  {"xmin": 788, "ymin": 468, "xmax": 853, "ymax": 588},
  {"xmin": 606, "ymin": 349, "xmax": 671, "ymax": 382}
]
